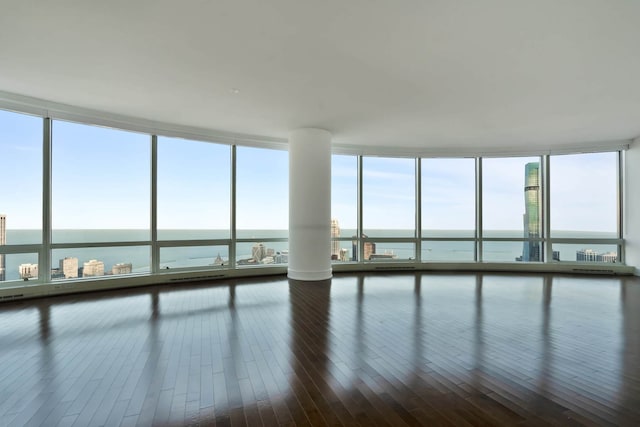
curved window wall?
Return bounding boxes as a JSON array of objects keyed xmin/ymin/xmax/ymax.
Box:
[{"xmin": 0, "ymin": 106, "xmax": 627, "ymax": 290}]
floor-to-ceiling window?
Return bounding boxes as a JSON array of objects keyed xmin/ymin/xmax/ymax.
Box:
[
  {"xmin": 482, "ymin": 156, "xmax": 542, "ymax": 262},
  {"xmin": 157, "ymin": 136, "xmax": 231, "ymax": 269},
  {"xmin": 235, "ymin": 146, "xmax": 288, "ymax": 266},
  {"xmin": 550, "ymin": 152, "xmax": 620, "ymax": 263},
  {"xmin": 331, "ymin": 154, "xmax": 358, "ymax": 263},
  {"xmin": 362, "ymin": 157, "xmax": 416, "ymax": 261},
  {"xmin": 0, "ymin": 110, "xmax": 42, "ymax": 283},
  {"xmin": 421, "ymin": 158, "xmax": 476, "ymax": 262},
  {"xmin": 51, "ymin": 120, "xmax": 151, "ymax": 279}
]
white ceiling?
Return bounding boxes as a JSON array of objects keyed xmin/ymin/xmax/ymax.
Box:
[{"xmin": 1, "ymin": 0, "xmax": 640, "ymax": 153}]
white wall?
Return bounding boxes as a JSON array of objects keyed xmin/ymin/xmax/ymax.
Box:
[{"xmin": 625, "ymin": 138, "xmax": 640, "ymax": 275}]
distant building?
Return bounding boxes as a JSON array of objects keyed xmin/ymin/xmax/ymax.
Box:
[
  {"xmin": 576, "ymin": 249, "xmax": 599, "ymax": 262},
  {"xmin": 351, "ymin": 234, "xmax": 376, "ymax": 261},
  {"xmin": 111, "ymin": 263, "xmax": 132, "ymax": 275},
  {"xmin": 261, "ymin": 256, "xmax": 275, "ymax": 264},
  {"xmin": 369, "ymin": 252, "xmax": 397, "ymax": 261},
  {"xmin": 576, "ymin": 249, "xmax": 617, "ymax": 263},
  {"xmin": 83, "ymin": 259, "xmax": 105, "ymax": 277},
  {"xmin": 252, "ymin": 243, "xmax": 266, "ymax": 262},
  {"xmin": 50, "ymin": 270, "xmax": 65, "ymax": 280},
  {"xmin": 364, "ymin": 241, "xmax": 376, "ymax": 261},
  {"xmin": 331, "ymin": 219, "xmax": 341, "ymax": 259},
  {"xmin": 519, "ymin": 162, "xmax": 541, "ymax": 262},
  {"xmin": 60, "ymin": 257, "xmax": 79, "ymax": 279},
  {"xmin": 0, "ymin": 214, "xmax": 6, "ymax": 281},
  {"xmin": 19, "ymin": 263, "xmax": 38, "ymax": 280},
  {"xmin": 275, "ymin": 250, "xmax": 289, "ymax": 264}
]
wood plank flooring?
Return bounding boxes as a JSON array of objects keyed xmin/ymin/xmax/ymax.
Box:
[{"xmin": 1, "ymin": 272, "xmax": 639, "ymax": 426}]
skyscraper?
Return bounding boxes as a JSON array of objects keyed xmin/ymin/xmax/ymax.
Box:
[
  {"xmin": 331, "ymin": 219, "xmax": 341, "ymax": 260},
  {"xmin": 520, "ymin": 162, "xmax": 541, "ymax": 261},
  {"xmin": 0, "ymin": 214, "xmax": 6, "ymax": 281}
]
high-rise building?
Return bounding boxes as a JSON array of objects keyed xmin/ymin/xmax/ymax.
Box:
[
  {"xmin": 0, "ymin": 214, "xmax": 5, "ymax": 281},
  {"xmin": 331, "ymin": 219, "xmax": 341, "ymax": 260},
  {"xmin": 83, "ymin": 259, "xmax": 105, "ymax": 277},
  {"xmin": 60, "ymin": 257, "xmax": 79, "ymax": 279},
  {"xmin": 519, "ymin": 162, "xmax": 541, "ymax": 262}
]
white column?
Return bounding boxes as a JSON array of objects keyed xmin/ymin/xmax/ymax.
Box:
[
  {"xmin": 288, "ymin": 128, "xmax": 332, "ymax": 281},
  {"xmin": 624, "ymin": 139, "xmax": 640, "ymax": 275}
]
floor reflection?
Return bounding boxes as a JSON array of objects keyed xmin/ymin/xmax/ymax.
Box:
[{"xmin": 0, "ymin": 272, "xmax": 638, "ymax": 425}]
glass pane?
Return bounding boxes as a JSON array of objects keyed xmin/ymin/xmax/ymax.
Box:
[
  {"xmin": 51, "ymin": 246, "xmax": 150, "ymax": 279},
  {"xmin": 483, "ymin": 241, "xmax": 540, "ymax": 262},
  {"xmin": 422, "ymin": 158, "xmax": 475, "ymax": 237},
  {"xmin": 364, "ymin": 242, "xmax": 415, "ymax": 261},
  {"xmin": 422, "ymin": 241, "xmax": 475, "ymax": 261},
  {"xmin": 550, "ymin": 152, "xmax": 617, "ymax": 238},
  {"xmin": 158, "ymin": 137, "xmax": 230, "ymax": 240},
  {"xmin": 552, "ymin": 243, "xmax": 619, "ymax": 263},
  {"xmin": 0, "ymin": 253, "xmax": 39, "ymax": 283},
  {"xmin": 52, "ymin": 120, "xmax": 150, "ymax": 242},
  {"xmin": 0, "ymin": 109, "xmax": 42, "ymax": 244},
  {"xmin": 236, "ymin": 241, "xmax": 288, "ymax": 266},
  {"xmin": 363, "ymin": 157, "xmax": 415, "ymax": 237},
  {"xmin": 331, "ymin": 155, "xmax": 358, "ymax": 251},
  {"xmin": 160, "ymin": 246, "xmax": 229, "ymax": 269},
  {"xmin": 236, "ymin": 147, "xmax": 288, "ymax": 238},
  {"xmin": 483, "ymin": 157, "xmax": 541, "ymax": 242}
]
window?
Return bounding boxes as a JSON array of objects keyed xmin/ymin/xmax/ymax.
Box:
[
  {"xmin": 550, "ymin": 152, "xmax": 617, "ymax": 238},
  {"xmin": 157, "ymin": 137, "xmax": 230, "ymax": 240},
  {"xmin": 52, "ymin": 120, "xmax": 150, "ymax": 242},
  {"xmin": 421, "ymin": 158, "xmax": 476, "ymax": 262},
  {"xmin": 331, "ymin": 155, "xmax": 357, "ymax": 262},
  {"xmin": 235, "ymin": 146, "xmax": 288, "ymax": 266},
  {"xmin": 0, "ymin": 109, "xmax": 42, "ymax": 245},
  {"xmin": 362, "ymin": 157, "xmax": 415, "ymax": 237},
  {"xmin": 422, "ymin": 158, "xmax": 475, "ymax": 238},
  {"xmin": 483, "ymin": 156, "xmax": 542, "ymax": 262},
  {"xmin": 235, "ymin": 146, "xmax": 288, "ymax": 238}
]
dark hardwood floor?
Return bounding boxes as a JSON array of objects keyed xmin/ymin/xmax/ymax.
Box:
[{"xmin": 1, "ymin": 272, "xmax": 639, "ymax": 426}]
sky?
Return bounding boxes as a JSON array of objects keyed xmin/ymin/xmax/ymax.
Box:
[{"xmin": 0, "ymin": 108, "xmax": 618, "ymax": 234}]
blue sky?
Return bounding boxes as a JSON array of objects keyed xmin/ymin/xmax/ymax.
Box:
[{"xmin": 0, "ymin": 108, "xmax": 618, "ymax": 234}]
